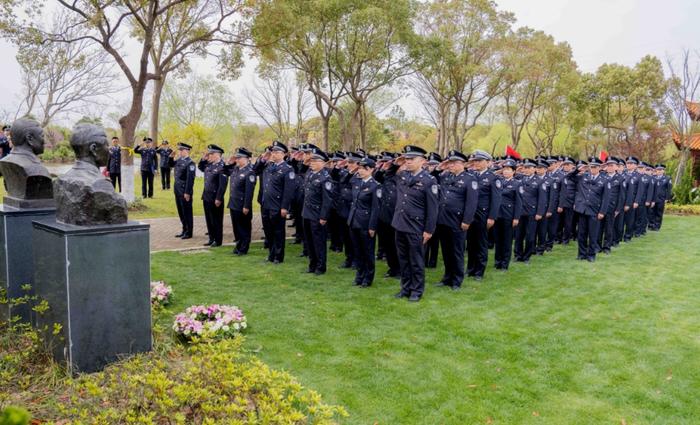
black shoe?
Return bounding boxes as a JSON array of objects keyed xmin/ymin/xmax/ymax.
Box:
[
  {"xmin": 408, "ymin": 294, "xmax": 421, "ymax": 302},
  {"xmin": 587, "ymin": 257, "xmax": 595, "ymax": 262},
  {"xmin": 305, "ymin": 269, "xmax": 315, "ymax": 273},
  {"xmin": 203, "ymin": 240, "xmax": 214, "ymax": 246},
  {"xmin": 451, "ymin": 286, "xmax": 461, "ymax": 291},
  {"xmin": 211, "ymin": 242, "xmax": 222, "ymax": 247},
  {"xmin": 236, "ymin": 251, "xmax": 247, "ymax": 256},
  {"xmin": 181, "ymin": 234, "xmax": 192, "ymax": 240},
  {"xmin": 314, "ymin": 270, "xmax": 325, "ymax": 275},
  {"xmin": 394, "ymin": 292, "xmax": 408, "ymax": 299},
  {"xmin": 273, "ymin": 260, "xmax": 281, "ymax": 264},
  {"xmin": 353, "ymin": 281, "xmax": 362, "ymax": 286},
  {"xmin": 360, "ymin": 283, "xmax": 370, "ymax": 288},
  {"xmin": 175, "ymin": 232, "xmax": 184, "ymax": 238},
  {"xmin": 473, "ymin": 275, "xmax": 483, "ymax": 281}
]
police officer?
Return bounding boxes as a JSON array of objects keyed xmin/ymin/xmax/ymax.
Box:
[
  {"xmin": 572, "ymin": 157, "xmax": 609, "ymax": 262},
  {"xmin": 600, "ymin": 157, "xmax": 625, "ymax": 254},
  {"xmin": 466, "ymin": 150, "xmax": 502, "ymax": 280},
  {"xmin": 623, "ymin": 157, "xmax": 640, "ymax": 242},
  {"xmin": 650, "ymin": 164, "xmax": 672, "ymax": 231},
  {"xmin": 225, "ymin": 147, "xmax": 256, "ymax": 255},
  {"xmin": 545, "ymin": 156, "xmax": 562, "ymax": 251},
  {"xmin": 634, "ymin": 162, "xmax": 651, "ymax": 237},
  {"xmin": 424, "ymin": 152, "xmax": 443, "ymax": 268},
  {"xmin": 348, "ymin": 156, "xmax": 380, "ymax": 287},
  {"xmin": 327, "ymin": 151, "xmax": 346, "ymax": 253},
  {"xmin": 156, "ymin": 140, "xmax": 174, "ymax": 190},
  {"xmin": 534, "ymin": 158, "xmax": 550, "ymax": 255},
  {"xmin": 198, "ymin": 145, "xmax": 228, "ymax": 247},
  {"xmin": 332, "ymin": 151, "xmax": 363, "ymax": 268},
  {"xmin": 557, "ymin": 156, "xmax": 577, "ymax": 244},
  {"xmin": 514, "ymin": 158, "xmax": 546, "ymax": 263},
  {"xmin": 173, "ymin": 143, "xmax": 195, "ymax": 239},
  {"xmin": 392, "ymin": 145, "xmax": 438, "ymax": 302},
  {"xmin": 302, "ymin": 147, "xmax": 333, "ymax": 275},
  {"xmin": 434, "ymin": 150, "xmax": 477, "ymax": 289},
  {"xmin": 254, "ymin": 140, "xmax": 296, "ymax": 263},
  {"xmin": 289, "ymin": 145, "xmax": 309, "ymax": 248},
  {"xmin": 134, "ymin": 137, "xmax": 157, "ymax": 198},
  {"xmin": 0, "ymin": 125, "xmax": 11, "ymax": 158},
  {"xmin": 107, "ymin": 136, "xmax": 122, "ymax": 192},
  {"xmin": 613, "ymin": 158, "xmax": 628, "ymax": 245},
  {"xmin": 373, "ymin": 152, "xmax": 401, "ymax": 278},
  {"xmin": 494, "ymin": 159, "xmax": 522, "ymax": 270}
]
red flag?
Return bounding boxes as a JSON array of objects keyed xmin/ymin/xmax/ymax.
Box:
[
  {"xmin": 599, "ymin": 150, "xmax": 608, "ymax": 162},
  {"xmin": 505, "ymin": 145, "xmax": 522, "ymax": 160}
]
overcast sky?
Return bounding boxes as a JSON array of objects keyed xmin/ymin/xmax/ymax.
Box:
[{"xmin": 0, "ymin": 0, "xmax": 698, "ymax": 125}]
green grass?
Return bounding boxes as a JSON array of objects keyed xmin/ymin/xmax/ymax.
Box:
[{"xmin": 151, "ymin": 215, "xmax": 700, "ymax": 425}]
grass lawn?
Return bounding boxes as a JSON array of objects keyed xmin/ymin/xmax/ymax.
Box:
[{"xmin": 152, "ymin": 215, "xmax": 700, "ymax": 425}]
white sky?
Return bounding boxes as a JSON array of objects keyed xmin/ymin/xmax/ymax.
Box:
[{"xmin": 0, "ymin": 0, "xmax": 698, "ymax": 125}]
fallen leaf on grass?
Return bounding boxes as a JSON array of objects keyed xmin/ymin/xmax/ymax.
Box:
[{"xmin": 532, "ymin": 411, "xmax": 540, "ymax": 417}]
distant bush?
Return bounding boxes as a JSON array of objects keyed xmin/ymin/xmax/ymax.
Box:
[
  {"xmin": 666, "ymin": 203, "xmax": 700, "ymax": 215},
  {"xmin": 40, "ymin": 141, "xmax": 75, "ymax": 163}
]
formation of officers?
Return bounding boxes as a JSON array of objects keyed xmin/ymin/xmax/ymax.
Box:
[{"xmin": 170, "ymin": 140, "xmax": 673, "ymax": 303}]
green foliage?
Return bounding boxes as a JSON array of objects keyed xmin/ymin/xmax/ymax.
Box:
[
  {"xmin": 669, "ymin": 156, "xmax": 697, "ymax": 204},
  {"xmin": 40, "ymin": 141, "xmax": 75, "ymax": 163},
  {"xmin": 0, "ymin": 406, "xmax": 31, "ymax": 425},
  {"xmin": 58, "ymin": 337, "xmax": 347, "ymax": 424},
  {"xmin": 666, "ymin": 203, "xmax": 700, "ymax": 215}
]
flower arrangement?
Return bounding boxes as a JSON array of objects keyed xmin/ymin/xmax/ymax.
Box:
[
  {"xmin": 150, "ymin": 281, "xmax": 173, "ymax": 307},
  {"xmin": 173, "ymin": 304, "xmax": 247, "ymax": 341}
]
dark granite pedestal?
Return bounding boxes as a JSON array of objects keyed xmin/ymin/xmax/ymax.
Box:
[
  {"xmin": 0, "ymin": 204, "xmax": 56, "ymax": 323},
  {"xmin": 32, "ymin": 219, "xmax": 152, "ymax": 374}
]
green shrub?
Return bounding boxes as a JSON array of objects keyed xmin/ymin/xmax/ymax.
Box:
[
  {"xmin": 666, "ymin": 203, "xmax": 700, "ymax": 215},
  {"xmin": 0, "ymin": 406, "xmax": 31, "ymax": 425},
  {"xmin": 58, "ymin": 337, "xmax": 348, "ymax": 424},
  {"xmin": 670, "ymin": 156, "xmax": 696, "ymax": 204}
]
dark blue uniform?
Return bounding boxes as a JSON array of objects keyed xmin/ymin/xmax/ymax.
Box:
[
  {"xmin": 348, "ymin": 176, "xmax": 380, "ymax": 286},
  {"xmin": 199, "ymin": 159, "xmax": 228, "ymax": 246},
  {"xmin": 134, "ymin": 145, "xmax": 157, "ymax": 198},
  {"xmin": 514, "ymin": 175, "xmax": 547, "ymax": 262},
  {"xmin": 374, "ymin": 164, "xmax": 400, "ymax": 277},
  {"xmin": 635, "ymin": 174, "xmax": 651, "ymax": 236},
  {"xmin": 572, "ymin": 171, "xmax": 610, "ymax": 261},
  {"xmin": 392, "ymin": 169, "xmax": 438, "ymax": 299},
  {"xmin": 545, "ymin": 171, "xmax": 562, "ymax": 249},
  {"xmin": 467, "ymin": 170, "xmax": 502, "ymax": 278},
  {"xmin": 535, "ymin": 175, "xmax": 551, "ymax": 255},
  {"xmin": 600, "ymin": 172, "xmax": 625, "ymax": 253},
  {"xmin": 494, "ymin": 177, "xmax": 522, "ymax": 270},
  {"xmin": 255, "ymin": 160, "xmax": 296, "ymax": 263},
  {"xmin": 436, "ymin": 171, "xmax": 477, "ymax": 287},
  {"xmin": 302, "ymin": 169, "xmax": 334, "ymax": 273},
  {"xmin": 331, "ymin": 168, "xmax": 358, "ymax": 268},
  {"xmin": 174, "ymin": 157, "xmax": 196, "ymax": 237},
  {"xmin": 650, "ymin": 175, "xmax": 672, "ymax": 230},
  {"xmin": 558, "ymin": 172, "xmax": 577, "ymax": 243},
  {"xmin": 107, "ymin": 145, "xmax": 121, "ymax": 192},
  {"xmin": 623, "ymin": 171, "xmax": 640, "ymax": 241},
  {"xmin": 289, "ymin": 158, "xmax": 309, "ymax": 248},
  {"xmin": 225, "ymin": 164, "xmax": 256, "ymax": 254},
  {"xmin": 156, "ymin": 146, "xmax": 173, "ymax": 190}
]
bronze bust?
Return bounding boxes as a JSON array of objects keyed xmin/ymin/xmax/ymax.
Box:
[
  {"xmin": 0, "ymin": 118, "xmax": 54, "ymax": 208},
  {"xmin": 53, "ymin": 124, "xmax": 127, "ymax": 225}
]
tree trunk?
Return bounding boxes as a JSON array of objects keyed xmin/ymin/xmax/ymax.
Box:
[
  {"xmin": 150, "ymin": 74, "xmax": 166, "ymax": 142},
  {"xmin": 674, "ymin": 148, "xmax": 690, "ymax": 186},
  {"xmin": 321, "ymin": 116, "xmax": 330, "ymax": 151},
  {"xmin": 119, "ymin": 86, "xmax": 146, "ymax": 203}
]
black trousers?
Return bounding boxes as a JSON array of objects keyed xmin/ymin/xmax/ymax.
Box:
[
  {"xmin": 600, "ymin": 212, "xmax": 616, "ymax": 252},
  {"xmin": 560, "ymin": 208, "xmax": 575, "ymax": 244},
  {"xmin": 262, "ymin": 209, "xmax": 286, "ymax": 262},
  {"xmin": 351, "ymin": 227, "xmax": 376, "ymax": 285},
  {"xmin": 230, "ymin": 209, "xmax": 252, "ymax": 254},
  {"xmin": 395, "ymin": 230, "xmax": 426, "ymax": 298},
  {"xmin": 635, "ymin": 205, "xmax": 648, "ymax": 236},
  {"xmin": 141, "ymin": 170, "xmax": 154, "ymax": 198},
  {"xmin": 613, "ymin": 209, "xmax": 625, "ymax": 245},
  {"xmin": 110, "ymin": 173, "xmax": 121, "ymax": 192},
  {"xmin": 378, "ymin": 220, "xmax": 399, "ymax": 275},
  {"xmin": 466, "ymin": 215, "xmax": 489, "ymax": 278},
  {"xmin": 535, "ymin": 217, "xmax": 548, "ymax": 254},
  {"xmin": 339, "ymin": 219, "xmax": 355, "ymax": 266},
  {"xmin": 328, "ymin": 209, "xmax": 344, "ymax": 251},
  {"xmin": 494, "ymin": 218, "xmax": 515, "ymax": 270},
  {"xmin": 175, "ymin": 192, "xmax": 193, "ymax": 236},
  {"xmin": 437, "ymin": 224, "xmax": 466, "ymax": 287},
  {"xmin": 546, "ymin": 213, "xmax": 558, "ymax": 249},
  {"xmin": 303, "ymin": 218, "xmax": 327, "ymax": 272},
  {"xmin": 203, "ymin": 200, "xmax": 224, "ymax": 245},
  {"xmin": 577, "ymin": 214, "xmax": 601, "ymax": 259},
  {"xmin": 514, "ymin": 215, "xmax": 537, "ymax": 261},
  {"xmin": 160, "ymin": 167, "xmax": 171, "ymax": 189},
  {"xmin": 424, "ymin": 229, "xmax": 440, "ymax": 268},
  {"xmin": 651, "ymin": 200, "xmax": 666, "ymax": 230},
  {"xmin": 624, "ymin": 207, "xmax": 638, "ymax": 241}
]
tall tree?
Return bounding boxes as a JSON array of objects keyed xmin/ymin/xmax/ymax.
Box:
[
  {"xmin": 665, "ymin": 50, "xmax": 700, "ymax": 186},
  {"xmin": 0, "ymin": 0, "xmax": 249, "ymax": 201},
  {"xmin": 411, "ymin": 0, "xmax": 513, "ymax": 155},
  {"xmin": 500, "ymin": 27, "xmax": 578, "ymax": 150}
]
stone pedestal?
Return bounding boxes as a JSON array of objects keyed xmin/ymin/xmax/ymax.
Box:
[
  {"xmin": 0, "ymin": 204, "xmax": 56, "ymax": 322},
  {"xmin": 32, "ymin": 219, "xmax": 152, "ymax": 374}
]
